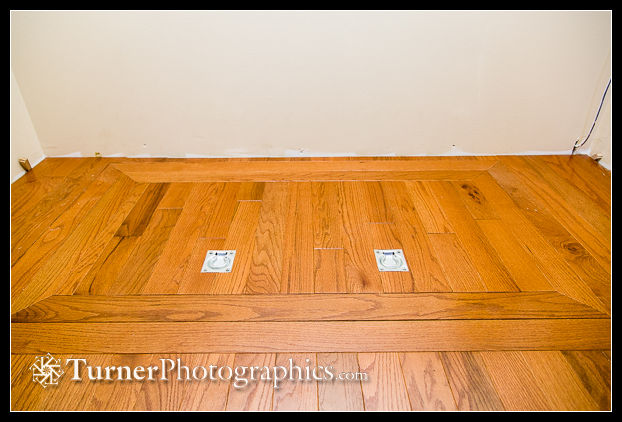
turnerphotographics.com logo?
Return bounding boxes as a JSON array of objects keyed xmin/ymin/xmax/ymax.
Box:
[{"xmin": 30, "ymin": 353, "xmax": 64, "ymax": 388}]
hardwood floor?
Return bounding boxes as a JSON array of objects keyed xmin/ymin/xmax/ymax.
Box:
[{"xmin": 11, "ymin": 155, "xmax": 611, "ymax": 411}]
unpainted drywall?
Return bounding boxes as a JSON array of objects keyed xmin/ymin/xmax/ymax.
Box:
[
  {"xmin": 10, "ymin": 11, "xmax": 612, "ymax": 159},
  {"xmin": 10, "ymin": 68, "xmax": 45, "ymax": 182}
]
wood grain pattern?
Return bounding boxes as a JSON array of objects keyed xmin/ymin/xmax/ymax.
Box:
[
  {"xmin": 115, "ymin": 183, "xmax": 169, "ymax": 236},
  {"xmin": 113, "ymin": 160, "xmax": 491, "ymax": 182},
  {"xmin": 452, "ymin": 180, "xmax": 499, "ymax": 220},
  {"xmin": 440, "ymin": 352, "xmax": 504, "ymax": 410},
  {"xmin": 272, "ymin": 354, "xmax": 318, "ymax": 410},
  {"xmin": 339, "ymin": 182, "xmax": 384, "ymax": 293},
  {"xmin": 157, "ymin": 182, "xmax": 193, "ymax": 209},
  {"xmin": 245, "ymin": 182, "xmax": 288, "ymax": 294},
  {"xmin": 520, "ymin": 351, "xmax": 599, "ymax": 410},
  {"xmin": 206, "ymin": 201, "xmax": 263, "ymax": 294},
  {"xmin": 12, "ymin": 167, "xmax": 123, "ymax": 296},
  {"xmin": 561, "ymin": 350, "xmax": 611, "ymax": 410},
  {"xmin": 12, "ymin": 292, "xmax": 606, "ymax": 323},
  {"xmin": 479, "ymin": 351, "xmax": 549, "ymax": 410},
  {"xmin": 428, "ymin": 233, "xmax": 486, "ymax": 292},
  {"xmin": 523, "ymin": 156, "xmax": 610, "ymax": 241},
  {"xmin": 473, "ymin": 171, "xmax": 610, "ymax": 314},
  {"xmin": 404, "ymin": 181, "xmax": 453, "ymax": 233},
  {"xmin": 476, "ymin": 219, "xmax": 553, "ymax": 291},
  {"xmin": 177, "ymin": 353, "xmax": 234, "ymax": 410},
  {"xmin": 12, "ymin": 173, "xmax": 147, "ymax": 313},
  {"xmin": 427, "ymin": 182, "xmax": 518, "ymax": 292},
  {"xmin": 12, "ymin": 159, "xmax": 112, "ymax": 265},
  {"xmin": 281, "ymin": 183, "xmax": 314, "ymax": 293},
  {"xmin": 226, "ymin": 354, "xmax": 275, "ymax": 411},
  {"xmin": 111, "ymin": 209, "xmax": 182, "ymax": 295},
  {"xmin": 11, "ymin": 156, "xmax": 610, "ymax": 411},
  {"xmin": 317, "ymin": 353, "xmax": 365, "ymax": 410},
  {"xmin": 311, "ymin": 182, "xmax": 343, "ymax": 248},
  {"xmin": 379, "ymin": 181, "xmax": 449, "ymax": 292},
  {"xmin": 314, "ymin": 248, "xmax": 348, "ymax": 293},
  {"xmin": 496, "ymin": 157, "xmax": 610, "ymax": 272},
  {"xmin": 141, "ymin": 183, "xmax": 224, "ymax": 294},
  {"xmin": 11, "ymin": 319, "xmax": 610, "ymax": 354},
  {"xmin": 483, "ymin": 166, "xmax": 611, "ymax": 309},
  {"xmin": 540, "ymin": 155, "xmax": 610, "ymax": 211},
  {"xmin": 400, "ymin": 352, "xmax": 457, "ymax": 410},
  {"xmin": 358, "ymin": 353, "xmax": 411, "ymax": 411}
]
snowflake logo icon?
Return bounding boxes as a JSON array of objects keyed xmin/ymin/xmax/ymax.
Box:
[{"xmin": 30, "ymin": 353, "xmax": 64, "ymax": 388}]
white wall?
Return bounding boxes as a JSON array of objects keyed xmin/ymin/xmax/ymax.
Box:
[
  {"xmin": 585, "ymin": 82, "xmax": 611, "ymax": 169},
  {"xmin": 10, "ymin": 10, "xmax": 612, "ymax": 158},
  {"xmin": 10, "ymin": 68, "xmax": 45, "ymax": 181}
]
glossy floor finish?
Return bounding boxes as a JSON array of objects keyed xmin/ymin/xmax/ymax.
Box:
[{"xmin": 11, "ymin": 155, "xmax": 611, "ymax": 410}]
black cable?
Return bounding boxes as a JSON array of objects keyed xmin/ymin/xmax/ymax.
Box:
[{"xmin": 572, "ymin": 78, "xmax": 612, "ymax": 155}]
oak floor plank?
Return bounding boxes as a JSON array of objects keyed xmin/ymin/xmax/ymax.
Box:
[
  {"xmin": 245, "ymin": 182, "xmax": 289, "ymax": 294},
  {"xmin": 482, "ymin": 167, "xmax": 610, "ymax": 309},
  {"xmin": 565, "ymin": 155, "xmax": 611, "ymax": 203},
  {"xmin": 11, "ymin": 174, "xmax": 147, "ymax": 313},
  {"xmin": 364, "ymin": 182, "xmax": 396, "ymax": 223},
  {"xmin": 132, "ymin": 354, "xmax": 185, "ymax": 411},
  {"xmin": 111, "ymin": 209, "xmax": 182, "ymax": 295},
  {"xmin": 86, "ymin": 354, "xmax": 147, "ymax": 411},
  {"xmin": 73, "ymin": 235, "xmax": 139, "ymax": 296},
  {"xmin": 358, "ymin": 353, "xmax": 411, "ymax": 411},
  {"xmin": 281, "ymin": 183, "xmax": 314, "ymax": 293},
  {"xmin": 40, "ymin": 354, "xmax": 108, "ymax": 410},
  {"xmin": 205, "ymin": 201, "xmax": 263, "ymax": 294},
  {"xmin": 339, "ymin": 182, "xmax": 384, "ymax": 293},
  {"xmin": 317, "ymin": 353, "xmax": 365, "ymax": 411},
  {"xmin": 428, "ymin": 233, "xmax": 486, "ymax": 292},
  {"xmin": 13, "ymin": 292, "xmax": 606, "ymax": 323},
  {"xmin": 115, "ymin": 183, "xmax": 169, "ymax": 236},
  {"xmin": 475, "ymin": 171, "xmax": 610, "ymax": 314},
  {"xmin": 311, "ymin": 182, "xmax": 343, "ymax": 249},
  {"xmin": 10, "ymin": 156, "xmax": 611, "ymax": 411},
  {"xmin": 399, "ymin": 352, "xmax": 457, "ymax": 410},
  {"xmin": 367, "ymin": 222, "xmax": 415, "ymax": 293},
  {"xmin": 11, "ymin": 354, "xmax": 51, "ymax": 411},
  {"xmin": 523, "ymin": 156, "xmax": 610, "ymax": 241},
  {"xmin": 382, "ymin": 182, "xmax": 450, "ymax": 292},
  {"xmin": 495, "ymin": 157, "xmax": 610, "ymax": 273},
  {"xmin": 12, "ymin": 158, "xmax": 112, "ymax": 266},
  {"xmin": 142, "ymin": 183, "xmax": 224, "ymax": 294},
  {"xmin": 452, "ymin": 180, "xmax": 499, "ymax": 220},
  {"xmin": 272, "ymin": 354, "xmax": 318, "ymax": 411},
  {"xmin": 12, "ymin": 167, "xmax": 123, "ymax": 297},
  {"xmin": 479, "ymin": 351, "xmax": 550, "ymax": 410},
  {"xmin": 520, "ymin": 351, "xmax": 599, "ymax": 411},
  {"xmin": 157, "ymin": 182, "xmax": 193, "ymax": 209},
  {"xmin": 477, "ymin": 219, "xmax": 553, "ymax": 291},
  {"xmin": 540, "ymin": 155, "xmax": 610, "ymax": 212},
  {"xmin": 404, "ymin": 181, "xmax": 453, "ymax": 233},
  {"xmin": 314, "ymin": 249, "xmax": 348, "ymax": 293},
  {"xmin": 440, "ymin": 352, "xmax": 504, "ymax": 411},
  {"xmin": 561, "ymin": 350, "xmax": 611, "ymax": 410},
  {"xmin": 427, "ymin": 181, "xmax": 518, "ymax": 292},
  {"xmin": 201, "ymin": 182, "xmax": 241, "ymax": 238},
  {"xmin": 113, "ymin": 160, "xmax": 491, "ymax": 183},
  {"xmin": 11, "ymin": 319, "xmax": 610, "ymax": 354},
  {"xmin": 11, "ymin": 177, "xmax": 64, "ymax": 223},
  {"xmin": 236, "ymin": 181, "xmax": 266, "ymax": 201},
  {"xmin": 177, "ymin": 353, "xmax": 234, "ymax": 411},
  {"xmin": 226, "ymin": 354, "xmax": 276, "ymax": 411},
  {"xmin": 175, "ymin": 238, "xmax": 226, "ymax": 294}
]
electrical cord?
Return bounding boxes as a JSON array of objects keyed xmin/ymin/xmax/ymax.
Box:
[{"xmin": 572, "ymin": 78, "xmax": 612, "ymax": 155}]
